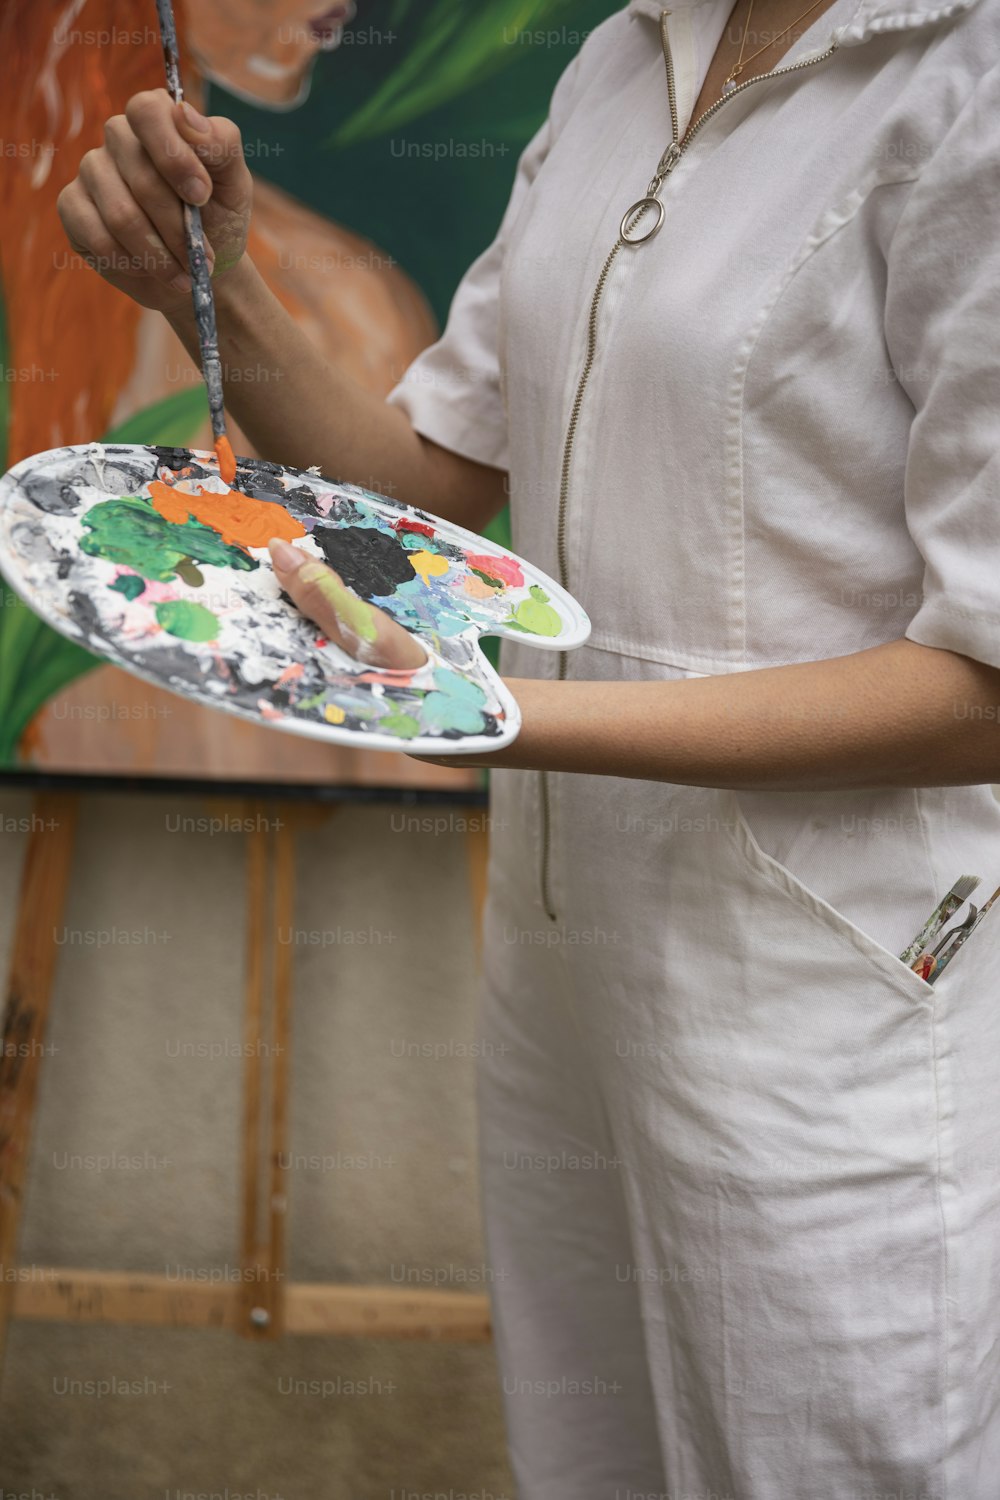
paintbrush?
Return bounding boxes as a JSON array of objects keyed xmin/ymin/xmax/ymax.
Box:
[
  {"xmin": 930, "ymin": 881, "xmax": 1000, "ymax": 981},
  {"xmin": 899, "ymin": 873, "xmax": 981, "ymax": 969},
  {"xmin": 153, "ymin": 0, "xmax": 237, "ymax": 489}
]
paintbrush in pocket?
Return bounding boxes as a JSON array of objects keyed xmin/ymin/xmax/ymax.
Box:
[
  {"xmin": 928, "ymin": 882, "xmax": 1000, "ymax": 981},
  {"xmin": 899, "ymin": 873, "xmax": 981, "ymax": 969}
]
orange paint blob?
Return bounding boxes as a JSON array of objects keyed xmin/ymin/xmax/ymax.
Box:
[
  {"xmin": 214, "ymin": 435, "xmax": 237, "ymax": 487},
  {"xmin": 148, "ymin": 480, "xmax": 306, "ymax": 550}
]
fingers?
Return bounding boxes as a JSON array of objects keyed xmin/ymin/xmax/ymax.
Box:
[
  {"xmin": 122, "ymin": 90, "xmax": 252, "ymax": 210},
  {"xmin": 57, "ymin": 173, "xmax": 189, "ymax": 294},
  {"xmin": 57, "ymin": 182, "xmax": 130, "ymax": 280},
  {"xmin": 102, "ymin": 114, "xmax": 195, "ymax": 272},
  {"xmin": 176, "ymin": 102, "xmax": 253, "ymax": 203},
  {"xmin": 76, "ymin": 145, "xmax": 192, "ymax": 293},
  {"xmin": 57, "ymin": 90, "xmax": 252, "ymax": 309},
  {"xmin": 124, "ymin": 90, "xmax": 213, "ymax": 206},
  {"xmin": 268, "ymin": 539, "xmax": 428, "ymax": 672}
]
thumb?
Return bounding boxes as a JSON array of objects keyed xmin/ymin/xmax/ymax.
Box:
[
  {"xmin": 173, "ymin": 100, "xmax": 252, "ymax": 203},
  {"xmin": 268, "ymin": 539, "xmax": 429, "ymax": 672}
]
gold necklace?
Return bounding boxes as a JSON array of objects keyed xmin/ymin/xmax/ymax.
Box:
[{"xmin": 721, "ymin": 0, "xmax": 832, "ymax": 92}]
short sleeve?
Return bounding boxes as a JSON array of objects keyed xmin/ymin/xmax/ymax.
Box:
[
  {"xmin": 884, "ymin": 59, "xmax": 1000, "ymax": 671},
  {"xmin": 384, "ymin": 48, "xmax": 585, "ymax": 472}
]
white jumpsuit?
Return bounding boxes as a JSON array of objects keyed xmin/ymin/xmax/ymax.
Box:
[{"xmin": 388, "ymin": 0, "xmax": 1000, "ymax": 1492}]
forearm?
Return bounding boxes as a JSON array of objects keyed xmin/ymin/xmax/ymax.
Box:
[
  {"xmin": 165, "ymin": 255, "xmax": 507, "ymax": 532},
  {"xmin": 457, "ymin": 638, "xmax": 1000, "ymax": 788}
]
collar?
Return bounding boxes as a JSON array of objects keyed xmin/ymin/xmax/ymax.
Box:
[{"xmin": 626, "ymin": 0, "xmax": 986, "ymax": 47}]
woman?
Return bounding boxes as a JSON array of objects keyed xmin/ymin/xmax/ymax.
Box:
[{"xmin": 57, "ymin": 0, "xmax": 1000, "ymax": 1492}]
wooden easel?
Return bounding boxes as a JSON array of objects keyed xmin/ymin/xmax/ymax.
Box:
[{"xmin": 0, "ymin": 791, "xmax": 492, "ymax": 1368}]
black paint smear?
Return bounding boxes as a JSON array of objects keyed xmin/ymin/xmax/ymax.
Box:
[
  {"xmin": 240, "ymin": 474, "xmax": 317, "ymax": 512},
  {"xmin": 314, "ymin": 525, "xmax": 416, "ymax": 598},
  {"xmin": 150, "ymin": 447, "xmax": 209, "ymax": 478},
  {"xmin": 439, "ymin": 713, "xmax": 501, "ymax": 742},
  {"xmin": 429, "ymin": 538, "xmax": 465, "ymax": 566},
  {"xmin": 67, "ymin": 589, "xmax": 105, "ymax": 641},
  {"xmin": 22, "ymin": 473, "xmax": 81, "ymax": 517},
  {"xmin": 234, "ymin": 465, "xmax": 287, "ymax": 499},
  {"xmin": 131, "ymin": 642, "xmax": 211, "ymax": 689},
  {"xmin": 236, "ymin": 454, "xmax": 284, "ymax": 478},
  {"xmin": 284, "ymin": 484, "xmax": 322, "ymax": 516}
]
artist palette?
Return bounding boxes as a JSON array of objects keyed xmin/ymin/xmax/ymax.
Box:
[{"xmin": 0, "ymin": 443, "xmax": 590, "ymax": 754}]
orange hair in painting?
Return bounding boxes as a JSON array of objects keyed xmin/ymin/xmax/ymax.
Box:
[{"xmin": 0, "ymin": 0, "xmax": 170, "ymax": 465}]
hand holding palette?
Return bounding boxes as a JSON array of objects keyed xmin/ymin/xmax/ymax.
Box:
[{"xmin": 0, "ymin": 444, "xmax": 590, "ymax": 754}]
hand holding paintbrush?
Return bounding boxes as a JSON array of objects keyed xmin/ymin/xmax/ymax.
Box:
[{"xmin": 154, "ymin": 0, "xmax": 237, "ymax": 489}]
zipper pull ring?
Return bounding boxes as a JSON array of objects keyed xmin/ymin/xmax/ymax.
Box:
[
  {"xmin": 620, "ymin": 141, "xmax": 681, "ymax": 245},
  {"xmin": 621, "ymin": 194, "xmax": 666, "ymax": 244}
]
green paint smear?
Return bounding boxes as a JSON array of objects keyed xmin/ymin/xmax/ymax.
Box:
[
  {"xmin": 505, "ymin": 584, "xmax": 562, "ymax": 638},
  {"xmin": 108, "ymin": 573, "xmax": 145, "ymax": 600},
  {"xmin": 299, "ymin": 563, "xmax": 378, "ymax": 643},
  {"xmin": 400, "ymin": 533, "xmax": 445, "ymax": 554},
  {"xmin": 380, "ymin": 710, "xmax": 422, "ymax": 740},
  {"xmin": 295, "ymin": 689, "xmax": 327, "ymax": 712},
  {"xmin": 154, "ymin": 600, "xmax": 220, "ymax": 642},
  {"xmin": 470, "ymin": 566, "xmax": 504, "ymax": 590},
  {"xmin": 80, "ymin": 497, "xmax": 258, "ymax": 583},
  {"xmin": 103, "ymin": 386, "xmax": 209, "ymax": 448}
]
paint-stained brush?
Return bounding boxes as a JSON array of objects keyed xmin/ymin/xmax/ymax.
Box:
[
  {"xmin": 930, "ymin": 882, "xmax": 1000, "ymax": 981},
  {"xmin": 899, "ymin": 873, "xmax": 981, "ymax": 969},
  {"xmin": 153, "ymin": 0, "xmax": 237, "ymax": 489}
]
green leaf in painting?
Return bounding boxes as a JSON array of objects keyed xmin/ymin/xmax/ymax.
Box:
[
  {"xmin": 103, "ymin": 386, "xmax": 209, "ymax": 447},
  {"xmin": 329, "ymin": 0, "xmax": 575, "ymax": 146}
]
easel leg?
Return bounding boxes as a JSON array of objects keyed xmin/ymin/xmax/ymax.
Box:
[
  {"xmin": 0, "ymin": 793, "xmax": 78, "ymax": 1370},
  {"xmin": 466, "ymin": 808, "xmax": 490, "ymax": 954},
  {"xmin": 239, "ymin": 801, "xmax": 294, "ymax": 1338}
]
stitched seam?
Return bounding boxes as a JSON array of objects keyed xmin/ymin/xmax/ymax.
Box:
[
  {"xmin": 581, "ymin": 631, "xmax": 742, "ymax": 667},
  {"xmin": 729, "ymin": 169, "xmax": 923, "ymax": 664},
  {"xmin": 906, "ymin": 777, "xmax": 952, "ymax": 1478},
  {"xmin": 911, "ymin": 787, "xmax": 940, "ymax": 913},
  {"xmin": 912, "ymin": 786, "xmax": 965, "ymax": 1488},
  {"xmin": 925, "ymin": 601, "xmax": 1000, "ymax": 624},
  {"xmin": 579, "ymin": 628, "xmax": 923, "ymax": 670},
  {"xmin": 927, "ymin": 979, "xmax": 955, "ymax": 1495}
]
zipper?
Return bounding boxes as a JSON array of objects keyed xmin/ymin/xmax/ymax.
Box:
[{"xmin": 537, "ymin": 9, "xmax": 839, "ymax": 922}]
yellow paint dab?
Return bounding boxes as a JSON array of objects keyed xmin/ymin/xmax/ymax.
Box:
[
  {"xmin": 324, "ymin": 704, "xmax": 346, "ymax": 725},
  {"xmin": 411, "ymin": 550, "xmax": 450, "ymax": 585}
]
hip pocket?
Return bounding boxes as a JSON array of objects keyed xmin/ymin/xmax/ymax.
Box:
[{"xmin": 724, "ymin": 787, "xmax": 935, "ymax": 1007}]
